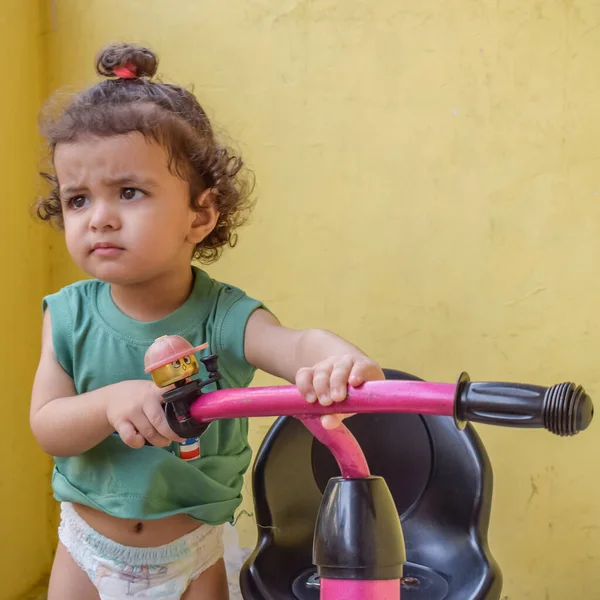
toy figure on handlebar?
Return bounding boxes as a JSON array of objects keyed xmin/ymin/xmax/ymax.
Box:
[{"xmin": 144, "ymin": 335, "xmax": 223, "ymax": 457}]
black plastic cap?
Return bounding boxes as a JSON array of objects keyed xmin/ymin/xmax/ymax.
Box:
[
  {"xmin": 578, "ymin": 392, "xmax": 594, "ymax": 431},
  {"xmin": 313, "ymin": 476, "xmax": 406, "ymax": 580},
  {"xmin": 543, "ymin": 383, "xmax": 594, "ymax": 436}
]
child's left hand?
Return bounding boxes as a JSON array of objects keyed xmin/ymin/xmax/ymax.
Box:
[{"xmin": 296, "ymin": 355, "xmax": 385, "ymax": 429}]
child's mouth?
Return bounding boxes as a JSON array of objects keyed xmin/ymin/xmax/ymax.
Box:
[{"xmin": 91, "ymin": 243, "xmax": 125, "ymax": 257}]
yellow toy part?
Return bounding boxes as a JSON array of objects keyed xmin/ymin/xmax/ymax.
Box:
[
  {"xmin": 150, "ymin": 354, "xmax": 201, "ymax": 388},
  {"xmin": 144, "ymin": 335, "xmax": 208, "ymax": 388}
]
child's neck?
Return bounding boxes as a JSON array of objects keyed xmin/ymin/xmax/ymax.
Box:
[{"xmin": 109, "ymin": 265, "xmax": 195, "ymax": 322}]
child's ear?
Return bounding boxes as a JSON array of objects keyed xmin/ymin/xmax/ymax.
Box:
[{"xmin": 188, "ymin": 188, "xmax": 220, "ymax": 244}]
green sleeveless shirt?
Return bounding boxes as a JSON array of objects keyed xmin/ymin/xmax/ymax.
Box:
[{"xmin": 42, "ymin": 267, "xmax": 263, "ymax": 525}]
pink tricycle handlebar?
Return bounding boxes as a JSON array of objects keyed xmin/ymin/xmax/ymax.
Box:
[
  {"xmin": 190, "ymin": 380, "xmax": 457, "ymax": 479},
  {"xmin": 189, "ymin": 380, "xmax": 457, "ymax": 423},
  {"xmin": 180, "ymin": 374, "xmax": 592, "ymax": 480},
  {"xmin": 180, "ymin": 371, "xmax": 593, "ymax": 437},
  {"xmin": 188, "ymin": 380, "xmax": 456, "ymax": 480},
  {"xmin": 162, "ymin": 372, "xmax": 593, "ymax": 478}
]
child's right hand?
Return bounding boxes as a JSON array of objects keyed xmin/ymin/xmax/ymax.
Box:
[{"xmin": 105, "ymin": 380, "xmax": 186, "ymax": 449}]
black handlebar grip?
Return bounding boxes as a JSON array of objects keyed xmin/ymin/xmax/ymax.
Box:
[{"xmin": 454, "ymin": 372, "xmax": 594, "ymax": 436}]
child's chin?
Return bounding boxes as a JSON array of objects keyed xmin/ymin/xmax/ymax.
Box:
[{"xmin": 86, "ymin": 264, "xmax": 138, "ymax": 285}]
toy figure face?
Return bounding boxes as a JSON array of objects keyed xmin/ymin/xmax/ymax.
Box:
[{"xmin": 150, "ymin": 354, "xmax": 200, "ymax": 388}]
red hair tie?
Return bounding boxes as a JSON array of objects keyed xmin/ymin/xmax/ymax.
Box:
[{"xmin": 113, "ymin": 61, "xmax": 137, "ymax": 79}]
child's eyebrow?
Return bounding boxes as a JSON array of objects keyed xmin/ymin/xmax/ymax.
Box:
[
  {"xmin": 100, "ymin": 174, "xmax": 158, "ymax": 188},
  {"xmin": 60, "ymin": 175, "xmax": 158, "ymax": 196},
  {"xmin": 59, "ymin": 183, "xmax": 88, "ymax": 197}
]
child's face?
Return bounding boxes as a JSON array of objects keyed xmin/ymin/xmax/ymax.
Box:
[{"xmin": 54, "ymin": 132, "xmax": 215, "ymax": 285}]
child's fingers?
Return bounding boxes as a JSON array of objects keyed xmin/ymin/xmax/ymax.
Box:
[
  {"xmin": 116, "ymin": 420, "xmax": 145, "ymax": 449},
  {"xmin": 321, "ymin": 414, "xmax": 345, "ymax": 429},
  {"xmin": 296, "ymin": 366, "xmax": 317, "ymax": 403},
  {"xmin": 143, "ymin": 399, "xmax": 186, "ymax": 443},
  {"xmin": 313, "ymin": 362, "xmax": 335, "ymax": 406},
  {"xmin": 330, "ymin": 356, "xmax": 354, "ymax": 402},
  {"xmin": 132, "ymin": 414, "xmax": 172, "ymax": 448},
  {"xmin": 348, "ymin": 359, "xmax": 385, "ymax": 387}
]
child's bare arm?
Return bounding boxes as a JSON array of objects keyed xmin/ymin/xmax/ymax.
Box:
[
  {"xmin": 244, "ymin": 309, "xmax": 384, "ymax": 428},
  {"xmin": 30, "ymin": 311, "xmax": 183, "ymax": 457}
]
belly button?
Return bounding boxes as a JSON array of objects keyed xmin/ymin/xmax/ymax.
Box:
[{"xmin": 135, "ymin": 522, "xmax": 143, "ymax": 533}]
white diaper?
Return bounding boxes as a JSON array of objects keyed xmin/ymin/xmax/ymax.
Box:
[{"xmin": 58, "ymin": 502, "xmax": 224, "ymax": 599}]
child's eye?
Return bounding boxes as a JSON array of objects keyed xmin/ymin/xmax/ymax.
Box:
[
  {"xmin": 121, "ymin": 188, "xmax": 144, "ymax": 201},
  {"xmin": 66, "ymin": 195, "xmax": 89, "ymax": 209}
]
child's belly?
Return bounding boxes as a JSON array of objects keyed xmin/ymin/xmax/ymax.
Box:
[{"xmin": 73, "ymin": 502, "xmax": 203, "ymax": 547}]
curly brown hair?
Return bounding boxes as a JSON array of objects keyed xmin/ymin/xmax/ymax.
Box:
[{"xmin": 36, "ymin": 42, "xmax": 254, "ymax": 263}]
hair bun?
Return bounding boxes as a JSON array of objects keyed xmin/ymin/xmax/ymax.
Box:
[{"xmin": 95, "ymin": 42, "xmax": 158, "ymax": 79}]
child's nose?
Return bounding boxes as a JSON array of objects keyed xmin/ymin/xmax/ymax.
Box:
[{"xmin": 90, "ymin": 200, "xmax": 120, "ymax": 231}]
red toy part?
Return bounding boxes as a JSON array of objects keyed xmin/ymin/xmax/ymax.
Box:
[{"xmin": 144, "ymin": 335, "xmax": 209, "ymax": 373}]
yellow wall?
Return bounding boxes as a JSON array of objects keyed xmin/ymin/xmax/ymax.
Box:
[
  {"xmin": 0, "ymin": 2, "xmax": 55, "ymax": 599},
  {"xmin": 41, "ymin": 1, "xmax": 599, "ymax": 598}
]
